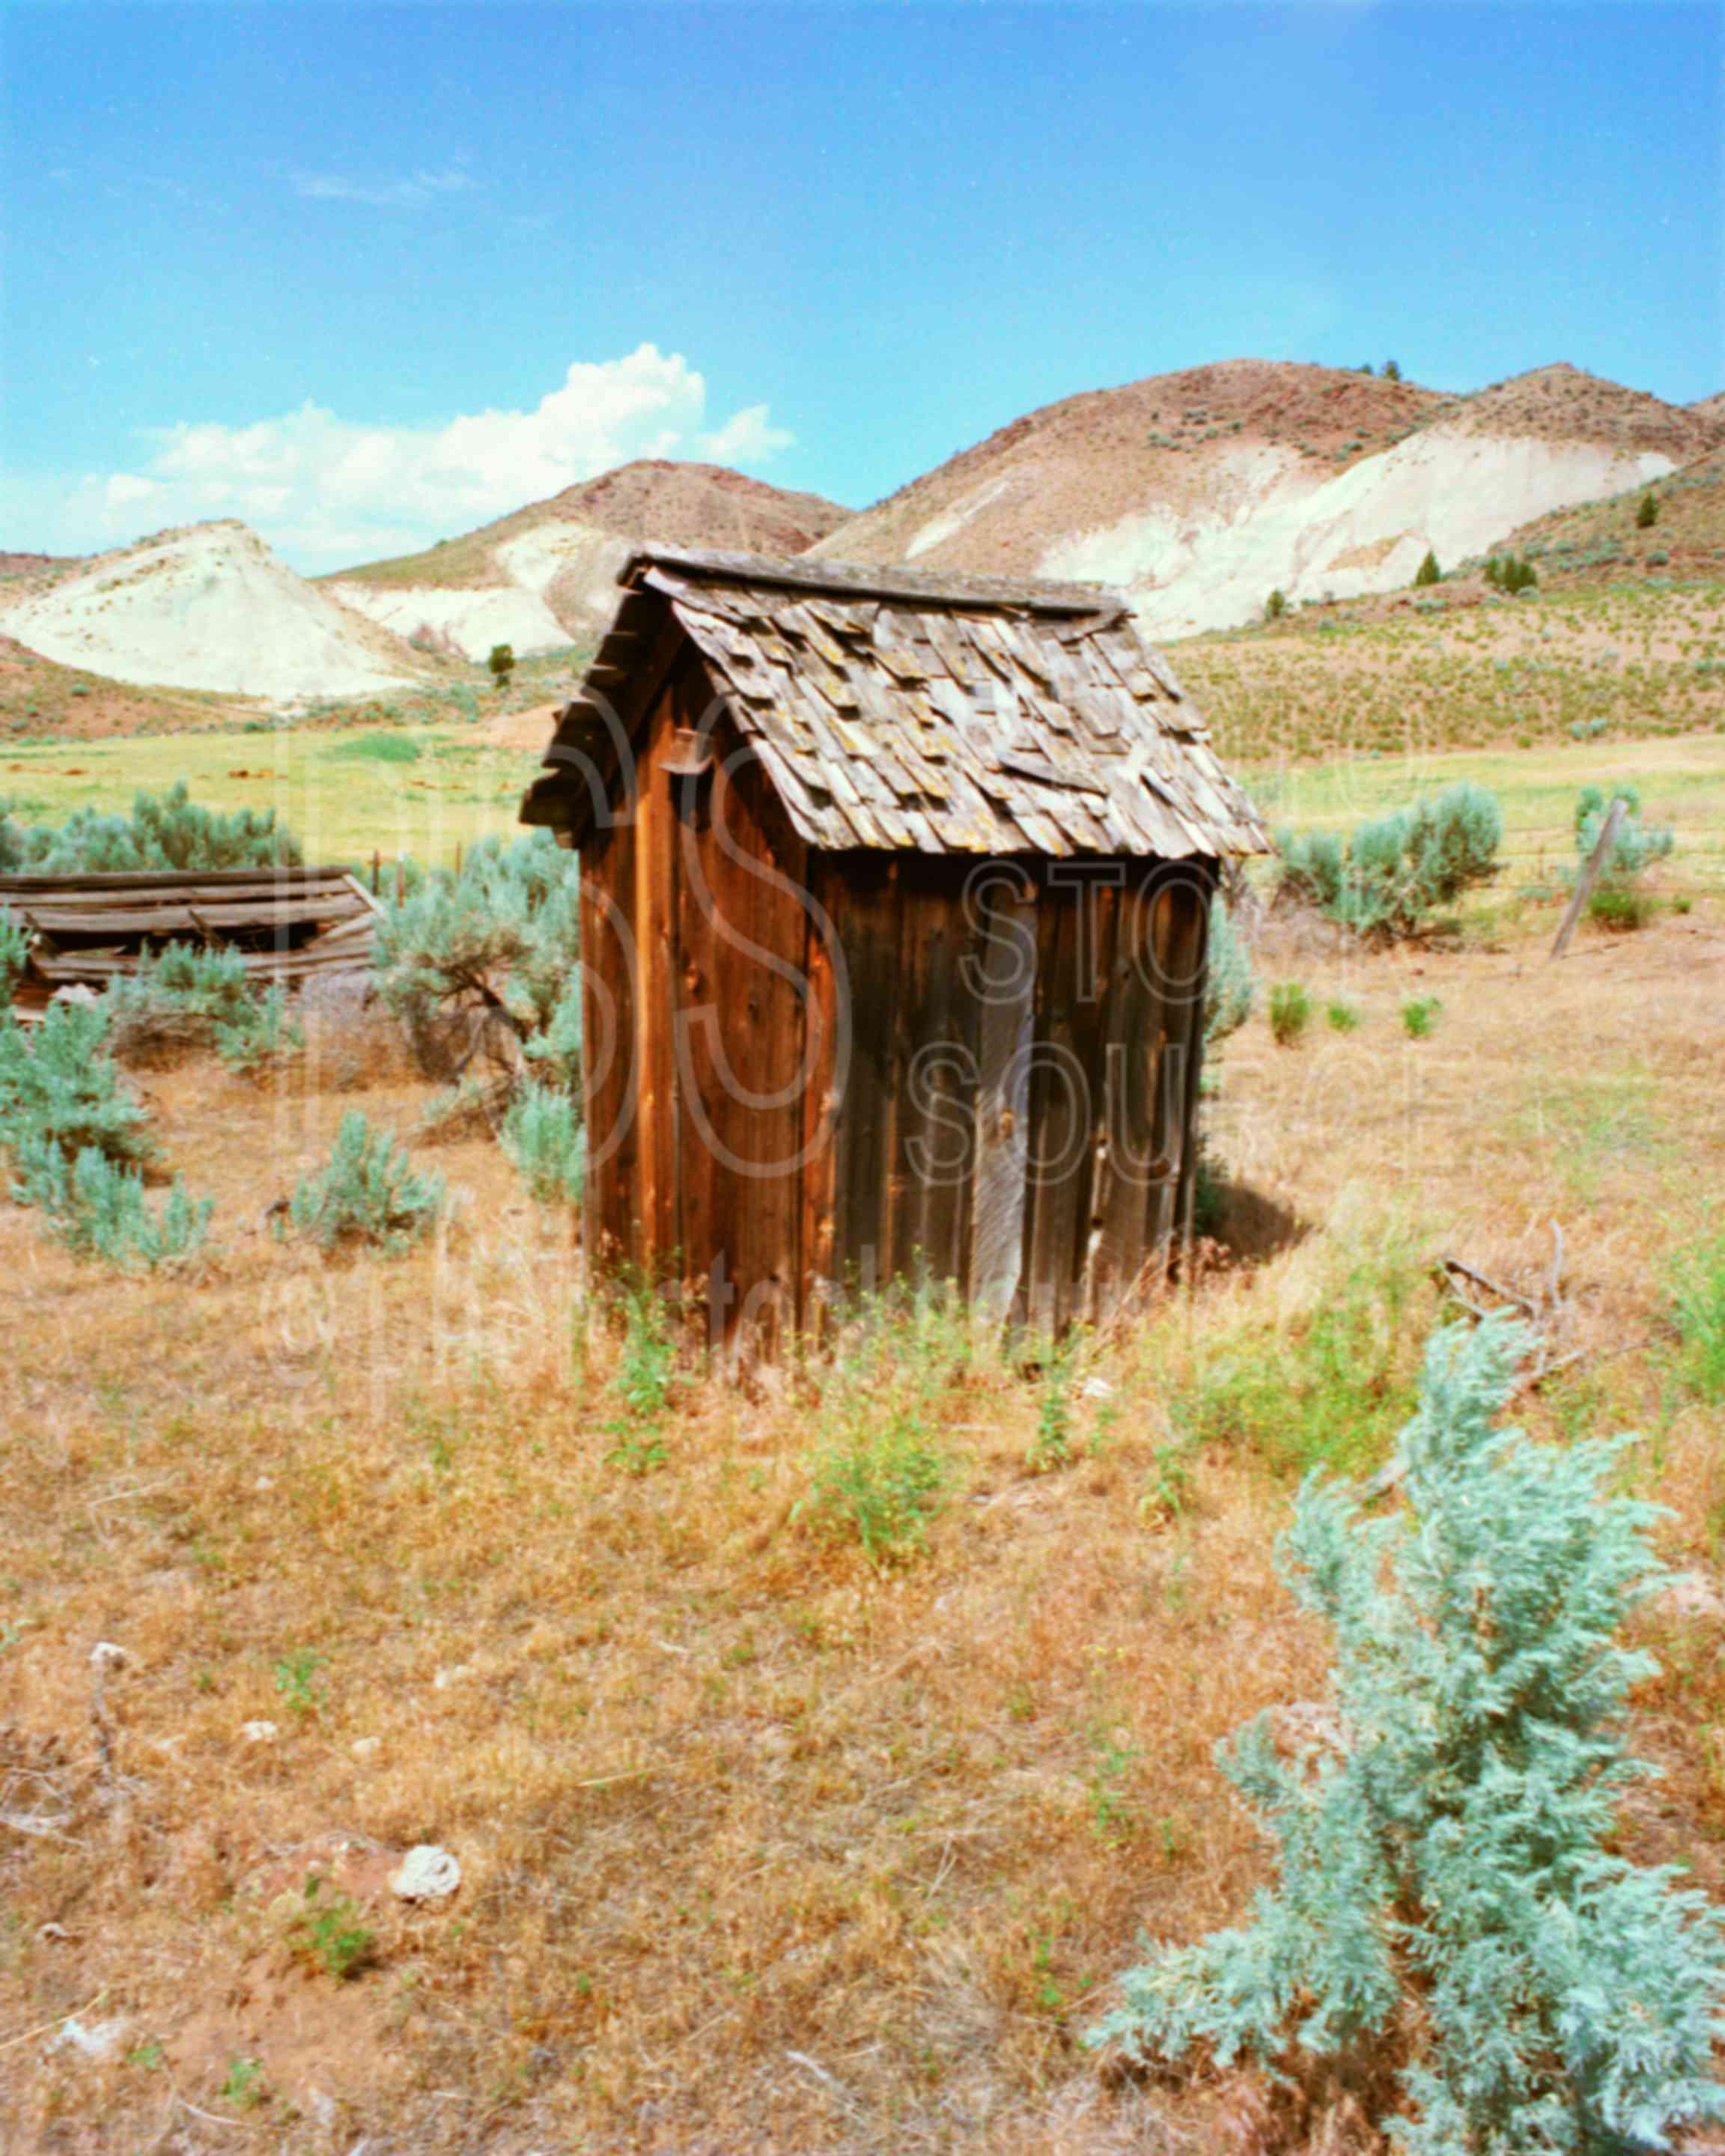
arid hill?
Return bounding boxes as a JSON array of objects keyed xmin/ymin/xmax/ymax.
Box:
[
  {"xmin": 0, "ymin": 522, "xmax": 431, "ymax": 701},
  {"xmin": 323, "ymin": 460, "xmax": 849, "ymax": 658},
  {"xmin": 812, "ymin": 359, "xmax": 1722, "ymax": 636}
]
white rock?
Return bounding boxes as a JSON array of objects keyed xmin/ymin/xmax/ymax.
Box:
[
  {"xmin": 1658, "ymin": 1570, "xmax": 1725, "ymax": 1622},
  {"xmin": 55, "ymin": 2015, "xmax": 128, "ymax": 2061},
  {"xmin": 432, "ymin": 1664, "xmax": 472, "ymax": 1691},
  {"xmin": 350, "ymin": 1737, "xmax": 381, "ymax": 1761},
  {"xmin": 389, "ymin": 1844, "xmax": 461, "ymax": 1902},
  {"xmin": 239, "ymin": 1720, "xmax": 279, "ymax": 1745},
  {"xmin": 89, "ymin": 1641, "xmax": 127, "ymax": 1672}
]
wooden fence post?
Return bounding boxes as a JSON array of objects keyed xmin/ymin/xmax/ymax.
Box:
[{"xmin": 1549, "ymin": 797, "xmax": 1628, "ymax": 962}]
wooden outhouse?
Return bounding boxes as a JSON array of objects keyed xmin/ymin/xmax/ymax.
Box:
[{"xmin": 521, "ymin": 546, "xmax": 1269, "ymax": 1342}]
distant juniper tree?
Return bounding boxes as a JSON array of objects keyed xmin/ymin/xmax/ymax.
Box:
[
  {"xmin": 1091, "ymin": 1316, "xmax": 1725, "ymax": 2152},
  {"xmin": 1382, "ymin": 358, "xmax": 1403, "ymax": 382},
  {"xmin": 1264, "ymin": 588, "xmax": 1288, "ymax": 623},
  {"xmin": 1358, "ymin": 362, "xmax": 1375, "ymax": 376},
  {"xmin": 1414, "ymin": 549, "xmax": 1441, "ymax": 587},
  {"xmin": 487, "ymin": 642, "xmax": 516, "ymax": 692},
  {"xmin": 1637, "ymin": 490, "xmax": 1660, "ymax": 530}
]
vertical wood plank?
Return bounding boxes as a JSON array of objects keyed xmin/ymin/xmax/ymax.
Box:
[
  {"xmin": 634, "ymin": 683, "xmax": 680, "ymax": 1272},
  {"xmin": 1023, "ymin": 874, "xmax": 1089, "ymax": 1339},
  {"xmin": 1144, "ymin": 871, "xmax": 1208, "ymax": 1264},
  {"xmin": 580, "ymin": 808, "xmax": 641, "ymax": 1273},
  {"xmin": 967, "ymin": 871, "xmax": 1036, "ymax": 1326},
  {"xmin": 672, "ymin": 703, "xmax": 808, "ymax": 1349},
  {"xmin": 799, "ymin": 854, "xmax": 842, "ymax": 1333},
  {"xmin": 889, "ymin": 865, "xmax": 976, "ymax": 1289},
  {"xmin": 830, "ymin": 859, "xmax": 901, "ymax": 1305}
]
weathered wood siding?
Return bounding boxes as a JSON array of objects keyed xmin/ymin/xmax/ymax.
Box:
[
  {"xmin": 579, "ymin": 651, "xmax": 1215, "ymax": 1342},
  {"xmin": 582, "ymin": 654, "xmax": 815, "ymax": 1339},
  {"xmin": 814, "ymin": 850, "xmax": 1212, "ymax": 1330}
]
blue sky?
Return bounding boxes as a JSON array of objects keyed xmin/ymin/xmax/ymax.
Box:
[{"xmin": 3, "ymin": 1, "xmax": 1720, "ymax": 571}]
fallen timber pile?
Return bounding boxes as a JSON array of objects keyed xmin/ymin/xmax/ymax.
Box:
[{"xmin": 0, "ymin": 865, "xmax": 381, "ymax": 1020}]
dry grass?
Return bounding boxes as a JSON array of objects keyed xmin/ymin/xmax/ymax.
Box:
[
  {"xmin": 3, "ymin": 899, "xmax": 1725, "ymax": 2153},
  {"xmin": 1182, "ymin": 576, "xmax": 1725, "ymax": 761}
]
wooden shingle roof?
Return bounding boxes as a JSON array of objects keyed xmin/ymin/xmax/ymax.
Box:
[{"xmin": 522, "ymin": 546, "xmax": 1271, "ymax": 859}]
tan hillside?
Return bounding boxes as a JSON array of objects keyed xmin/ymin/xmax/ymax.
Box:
[
  {"xmin": 814, "ymin": 359, "xmax": 1721, "ymax": 638},
  {"xmin": 1478, "ymin": 441, "xmax": 1725, "ymax": 586},
  {"xmin": 0, "ymin": 633, "xmax": 255, "ymax": 741},
  {"xmin": 323, "ymin": 460, "xmax": 849, "ymax": 658},
  {"xmin": 0, "ymin": 521, "xmax": 433, "ymax": 701}
]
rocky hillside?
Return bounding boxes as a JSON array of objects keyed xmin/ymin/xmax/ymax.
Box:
[
  {"xmin": 0, "ymin": 522, "xmax": 431, "ymax": 701},
  {"xmin": 812, "ymin": 360, "xmax": 1721, "ymax": 637},
  {"xmin": 323, "ymin": 460, "xmax": 849, "ymax": 659}
]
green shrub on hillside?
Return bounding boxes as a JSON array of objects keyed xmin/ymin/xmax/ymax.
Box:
[
  {"xmin": 1093, "ymin": 1317, "xmax": 1725, "ymax": 2152},
  {"xmin": 1414, "ymin": 548, "xmax": 1441, "ymax": 586},
  {"xmin": 1482, "ymin": 552, "xmax": 1539, "ymax": 595},
  {"xmin": 0, "ymin": 1002, "xmax": 153, "ymax": 1169},
  {"xmin": 0, "ymin": 780, "xmax": 301, "ymax": 874},
  {"xmin": 1279, "ymin": 782, "xmax": 1502, "ymax": 939}
]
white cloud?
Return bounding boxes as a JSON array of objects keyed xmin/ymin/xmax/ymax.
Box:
[
  {"xmin": 698, "ymin": 404, "xmax": 794, "ymax": 463},
  {"xmin": 55, "ymin": 345, "xmax": 796, "ymax": 572},
  {"xmin": 293, "ymin": 166, "xmax": 474, "ymax": 208}
]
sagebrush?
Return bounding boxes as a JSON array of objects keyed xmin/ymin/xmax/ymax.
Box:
[
  {"xmin": 0, "ymin": 780, "xmax": 300, "ymax": 874},
  {"xmin": 501, "ymin": 1079, "xmax": 583, "ymax": 1206},
  {"xmin": 1095, "ymin": 1317, "xmax": 1725, "ymax": 2152},
  {"xmin": 0, "ymin": 910, "xmax": 25, "ymax": 1008},
  {"xmin": 1203, "ymin": 895, "xmax": 1255, "ymax": 1045},
  {"xmin": 103, "ymin": 943, "xmax": 302, "ymax": 1071},
  {"xmin": 372, "ymin": 832, "xmax": 579, "ymax": 1064},
  {"xmin": 0, "ymin": 1002, "xmax": 154, "ymax": 1169},
  {"xmin": 1279, "ymin": 782, "xmax": 1503, "ymax": 938},
  {"xmin": 13, "ymin": 1138, "xmax": 212, "ymax": 1271},
  {"xmin": 287, "ymin": 1111, "xmax": 445, "ymax": 1252}
]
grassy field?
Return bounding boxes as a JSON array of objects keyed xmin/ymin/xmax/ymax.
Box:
[
  {"xmin": 1, "ymin": 720, "xmax": 547, "ymax": 869},
  {"xmin": 3, "ymin": 553, "xmax": 1724, "ymax": 2147},
  {"xmin": 3, "ymin": 889, "xmax": 1724, "ymax": 2152},
  {"xmin": 1245, "ymin": 728, "xmax": 1725, "ymax": 898},
  {"xmin": 6, "ymin": 718, "xmax": 1722, "ymax": 904}
]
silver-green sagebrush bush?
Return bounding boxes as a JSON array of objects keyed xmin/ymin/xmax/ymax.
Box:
[
  {"xmin": 0, "ymin": 910, "xmax": 26, "ymax": 1009},
  {"xmin": 103, "ymin": 943, "xmax": 302, "ymax": 1071},
  {"xmin": 500, "ymin": 1079, "xmax": 583, "ymax": 1206},
  {"xmin": 371, "ymin": 832, "xmax": 579, "ymax": 1052},
  {"xmin": 1203, "ymin": 895, "xmax": 1256, "ymax": 1046},
  {"xmin": 287, "ymin": 1111, "xmax": 445, "ymax": 1252},
  {"xmin": 0, "ymin": 780, "xmax": 299, "ymax": 874},
  {"xmin": 1280, "ymin": 783, "xmax": 1503, "ymax": 939},
  {"xmin": 1091, "ymin": 1317, "xmax": 1725, "ymax": 2154},
  {"xmin": 13, "ymin": 1137, "xmax": 212, "ymax": 1270},
  {"xmin": 0, "ymin": 1002, "xmax": 154, "ymax": 1169}
]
